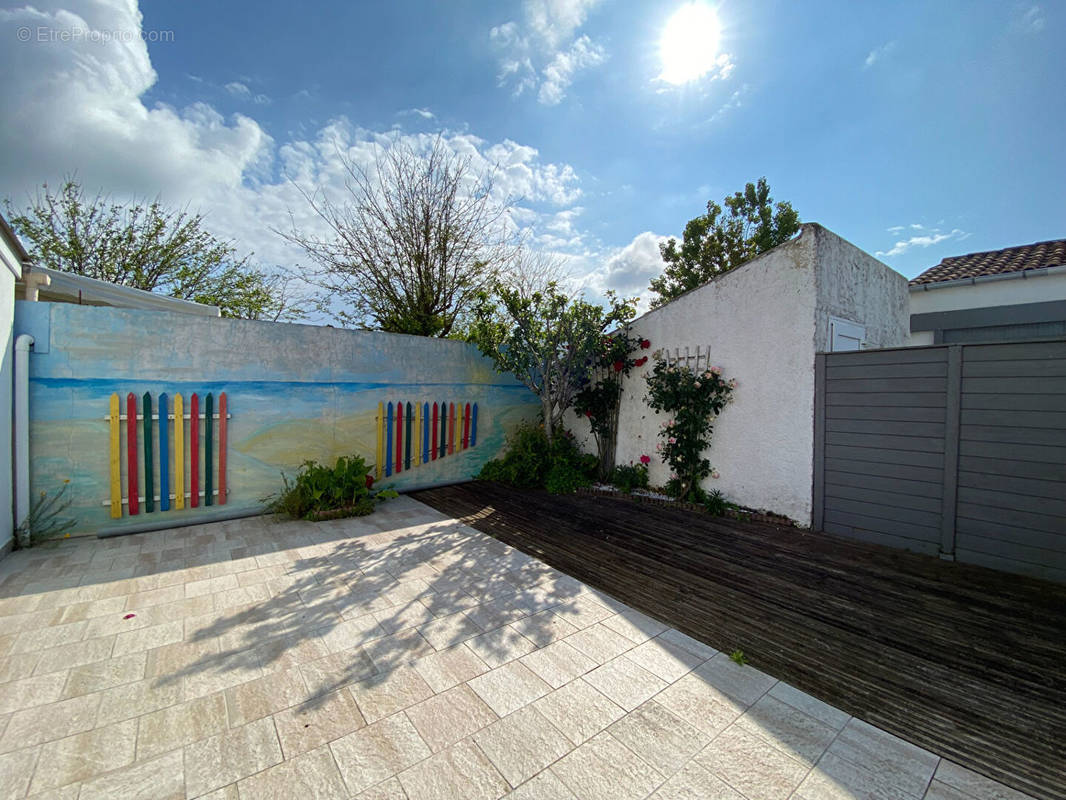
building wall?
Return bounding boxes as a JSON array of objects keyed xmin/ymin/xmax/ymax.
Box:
[
  {"xmin": 568, "ymin": 223, "xmax": 909, "ymax": 526},
  {"xmin": 0, "ymin": 241, "xmax": 18, "ymax": 553},
  {"xmin": 15, "ymin": 302, "xmax": 539, "ymax": 536},
  {"xmin": 907, "ymin": 270, "xmax": 1066, "ymax": 345}
]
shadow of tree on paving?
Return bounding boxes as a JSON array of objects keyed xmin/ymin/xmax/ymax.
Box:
[{"xmin": 149, "ymin": 497, "xmax": 593, "ymax": 713}]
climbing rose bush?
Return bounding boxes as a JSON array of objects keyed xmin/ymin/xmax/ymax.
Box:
[{"xmin": 644, "ymin": 356, "xmax": 735, "ymax": 502}]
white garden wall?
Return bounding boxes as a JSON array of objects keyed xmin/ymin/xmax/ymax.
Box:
[{"xmin": 569, "ymin": 223, "xmax": 908, "ymax": 526}]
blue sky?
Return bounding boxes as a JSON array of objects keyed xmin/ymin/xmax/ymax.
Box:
[{"xmin": 1, "ymin": 0, "xmax": 1062, "ymax": 310}]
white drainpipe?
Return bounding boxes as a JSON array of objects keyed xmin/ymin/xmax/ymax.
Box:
[{"xmin": 14, "ymin": 334, "xmax": 34, "ymax": 530}]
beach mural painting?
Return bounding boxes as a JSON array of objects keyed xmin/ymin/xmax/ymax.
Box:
[{"xmin": 15, "ymin": 302, "xmax": 539, "ymax": 535}]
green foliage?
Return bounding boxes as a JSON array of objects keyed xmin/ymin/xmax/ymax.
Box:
[
  {"xmin": 573, "ymin": 325, "xmax": 651, "ymax": 478},
  {"xmin": 610, "ymin": 463, "xmax": 650, "ymax": 494},
  {"xmin": 730, "ymin": 649, "xmax": 748, "ymax": 666},
  {"xmin": 649, "ymin": 178, "xmax": 800, "ymax": 307},
  {"xmin": 469, "ymin": 282, "xmax": 636, "ymax": 442},
  {"xmin": 7, "ymin": 179, "xmax": 304, "ymax": 321},
  {"xmin": 15, "ymin": 483, "xmax": 76, "ymax": 548},
  {"xmin": 375, "ymin": 489, "xmax": 400, "ymax": 501},
  {"xmin": 267, "ymin": 455, "xmax": 377, "ymax": 520},
  {"xmin": 477, "ymin": 422, "xmax": 595, "ymax": 493},
  {"xmin": 645, "ymin": 358, "xmax": 735, "ymax": 503},
  {"xmin": 704, "ymin": 489, "xmax": 729, "ymax": 516}
]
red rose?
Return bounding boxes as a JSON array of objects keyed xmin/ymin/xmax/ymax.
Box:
[
  {"xmin": 365, "ymin": 474, "xmax": 375, "ymax": 490},
  {"xmin": 613, "ymin": 360, "xmax": 624, "ymax": 372},
  {"xmin": 640, "ymin": 339, "xmax": 651, "ymax": 349},
  {"xmin": 584, "ymin": 410, "xmax": 592, "ymax": 418}
]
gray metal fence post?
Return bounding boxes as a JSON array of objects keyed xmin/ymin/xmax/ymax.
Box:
[{"xmin": 940, "ymin": 345, "xmax": 963, "ymax": 559}]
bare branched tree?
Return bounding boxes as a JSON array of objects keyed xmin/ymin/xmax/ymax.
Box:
[{"xmin": 280, "ymin": 136, "xmax": 517, "ymax": 337}]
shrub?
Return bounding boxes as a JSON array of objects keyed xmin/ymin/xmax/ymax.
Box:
[
  {"xmin": 704, "ymin": 489, "xmax": 729, "ymax": 516},
  {"xmin": 267, "ymin": 455, "xmax": 387, "ymax": 520},
  {"xmin": 15, "ymin": 483, "xmax": 76, "ymax": 548},
  {"xmin": 478, "ymin": 421, "xmax": 596, "ymax": 493},
  {"xmin": 610, "ymin": 462, "xmax": 649, "ymax": 494}
]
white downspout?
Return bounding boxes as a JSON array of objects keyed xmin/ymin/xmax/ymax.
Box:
[{"xmin": 14, "ymin": 334, "xmax": 33, "ymax": 532}]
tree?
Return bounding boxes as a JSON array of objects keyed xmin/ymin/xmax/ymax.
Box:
[
  {"xmin": 6, "ymin": 180, "xmax": 304, "ymax": 321},
  {"xmin": 470, "ymin": 283, "xmax": 637, "ymax": 443},
  {"xmin": 281, "ymin": 136, "xmax": 514, "ymax": 337},
  {"xmin": 648, "ymin": 178, "xmax": 800, "ymax": 307}
]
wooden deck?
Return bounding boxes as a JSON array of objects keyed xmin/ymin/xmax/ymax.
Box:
[{"xmin": 412, "ymin": 481, "xmax": 1066, "ymax": 800}]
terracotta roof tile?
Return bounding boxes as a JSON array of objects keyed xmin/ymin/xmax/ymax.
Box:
[{"xmin": 910, "ymin": 239, "xmax": 1066, "ymax": 285}]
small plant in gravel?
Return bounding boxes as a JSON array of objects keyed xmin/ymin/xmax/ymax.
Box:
[
  {"xmin": 15, "ymin": 481, "xmax": 76, "ymax": 548},
  {"xmin": 645, "ymin": 355, "xmax": 735, "ymax": 503},
  {"xmin": 730, "ymin": 649, "xmax": 748, "ymax": 666}
]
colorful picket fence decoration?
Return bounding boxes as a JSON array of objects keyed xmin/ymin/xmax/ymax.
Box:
[
  {"xmin": 378, "ymin": 400, "xmax": 480, "ymax": 479},
  {"xmin": 105, "ymin": 392, "xmax": 230, "ymax": 518}
]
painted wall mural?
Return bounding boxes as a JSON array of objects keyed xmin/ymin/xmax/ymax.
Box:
[{"xmin": 15, "ymin": 302, "xmax": 539, "ymax": 535}]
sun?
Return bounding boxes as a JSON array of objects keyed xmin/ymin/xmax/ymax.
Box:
[{"xmin": 659, "ymin": 3, "xmax": 722, "ymax": 85}]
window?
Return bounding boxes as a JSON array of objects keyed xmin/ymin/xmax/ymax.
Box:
[{"xmin": 829, "ymin": 316, "xmax": 865, "ymax": 352}]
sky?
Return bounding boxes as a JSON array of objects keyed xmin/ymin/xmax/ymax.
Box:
[{"xmin": 1, "ymin": 0, "xmax": 1063, "ymax": 316}]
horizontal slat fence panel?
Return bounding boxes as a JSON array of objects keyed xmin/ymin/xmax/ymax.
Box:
[{"xmin": 815, "ymin": 339, "xmax": 1066, "ymax": 582}]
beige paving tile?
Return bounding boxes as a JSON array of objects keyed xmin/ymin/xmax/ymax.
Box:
[
  {"xmin": 33, "ymin": 636, "xmax": 115, "ymax": 676},
  {"xmin": 925, "ymin": 779, "xmax": 980, "ymax": 800},
  {"xmin": 236, "ymin": 745, "xmax": 348, "ymax": 799},
  {"xmin": 508, "ymin": 610, "xmax": 579, "ymax": 647},
  {"xmin": 330, "ymin": 712, "xmax": 432, "ymax": 796},
  {"xmin": 182, "ymin": 650, "xmax": 266, "ymax": 700},
  {"xmin": 398, "ymin": 738, "xmax": 509, "ymax": 800},
  {"xmin": 224, "ymin": 667, "xmax": 307, "ymax": 727},
  {"xmin": 505, "ymin": 770, "xmax": 578, "ymax": 800},
  {"xmin": 533, "ymin": 678, "xmax": 626, "ymax": 746},
  {"xmin": 354, "ymin": 776, "xmax": 407, "ymax": 799},
  {"xmin": 0, "ymin": 651, "xmax": 39, "ymax": 683},
  {"xmin": 468, "ymin": 661, "xmax": 551, "ymax": 718},
  {"xmin": 465, "ymin": 627, "xmax": 538, "ymax": 669},
  {"xmin": 113, "ymin": 620, "xmax": 184, "ymax": 656},
  {"xmin": 695, "ymin": 725, "xmax": 808, "ymax": 800},
  {"xmin": 349, "ymin": 665, "xmax": 435, "ymax": 723},
  {"xmin": 625, "ymin": 636, "xmax": 708, "ymax": 683},
  {"xmin": 826, "ymin": 718, "xmax": 940, "ymax": 799},
  {"xmin": 0, "ymin": 671, "xmax": 68, "ymax": 714},
  {"xmin": 552, "ymin": 731, "xmax": 663, "ymax": 800},
  {"xmin": 412, "ymin": 643, "xmax": 489, "ymax": 693},
  {"xmin": 364, "ymin": 629, "xmax": 436, "ymax": 672},
  {"xmin": 30, "ymin": 718, "xmax": 138, "ymax": 794},
  {"xmin": 417, "ymin": 611, "xmax": 483, "ymax": 650},
  {"xmin": 373, "ymin": 600, "xmax": 436, "ymax": 634},
  {"xmin": 0, "ymin": 693, "xmax": 101, "ymax": 753},
  {"xmin": 185, "ymin": 574, "xmax": 240, "ymax": 598},
  {"xmin": 767, "ymin": 681, "xmax": 850, "ymax": 731},
  {"xmin": 608, "ymin": 700, "xmax": 709, "ymax": 777},
  {"xmin": 601, "ymin": 609, "xmax": 669, "ymax": 644},
  {"xmin": 273, "ymin": 687, "xmax": 367, "ymax": 759},
  {"xmin": 125, "ymin": 584, "xmax": 186, "ymax": 611},
  {"xmin": 648, "ymin": 760, "xmax": 745, "ymax": 800},
  {"xmin": 519, "ymin": 640, "xmax": 596, "ymax": 688},
  {"xmin": 145, "ymin": 637, "xmax": 220, "ymax": 679},
  {"xmin": 299, "ymin": 646, "xmax": 378, "ymax": 696},
  {"xmin": 183, "ymin": 716, "xmax": 283, "ymax": 798},
  {"xmin": 655, "ymin": 671, "xmax": 744, "ymax": 738},
  {"xmin": 693, "ymin": 654, "xmax": 776, "ymax": 709},
  {"xmin": 932, "ymin": 760, "xmax": 1033, "ymax": 800},
  {"xmin": 251, "ymin": 633, "xmax": 330, "ymax": 673},
  {"xmin": 584, "ymin": 655, "xmax": 668, "ymax": 711},
  {"xmin": 563, "ymin": 623, "xmax": 634, "ymax": 664},
  {"xmin": 735, "ymin": 694, "xmax": 838, "ymax": 766},
  {"xmin": 795, "ymin": 751, "xmax": 916, "ymax": 800},
  {"xmin": 405, "ymin": 683, "xmax": 498, "ymax": 752},
  {"xmin": 474, "ymin": 705, "xmax": 572, "ymax": 787},
  {"xmin": 78, "ymin": 750, "xmax": 184, "ymax": 800},
  {"xmin": 62, "ymin": 652, "xmax": 146, "ymax": 698},
  {"xmin": 317, "ymin": 615, "xmax": 389, "ymax": 655},
  {"xmin": 53, "ymin": 595, "xmax": 129, "ymax": 624},
  {"xmin": 657, "ymin": 628, "xmax": 718, "ymax": 660},
  {"xmin": 97, "ymin": 675, "xmax": 185, "ymax": 725},
  {"xmin": 0, "ymin": 746, "xmax": 39, "ymax": 799},
  {"xmin": 136, "ymin": 692, "xmax": 229, "ymax": 760},
  {"xmin": 10, "ymin": 621, "xmax": 87, "ymax": 654}
]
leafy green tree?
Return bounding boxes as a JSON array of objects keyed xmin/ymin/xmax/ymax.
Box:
[
  {"xmin": 649, "ymin": 178, "xmax": 800, "ymax": 307},
  {"xmin": 7, "ymin": 179, "xmax": 304, "ymax": 321},
  {"xmin": 470, "ymin": 283, "xmax": 637, "ymax": 443}
]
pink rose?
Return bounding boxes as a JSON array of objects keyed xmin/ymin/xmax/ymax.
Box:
[
  {"xmin": 639, "ymin": 454, "xmax": 651, "ymax": 465},
  {"xmin": 711, "ymin": 365, "xmax": 722, "ymax": 375},
  {"xmin": 711, "ymin": 469, "xmax": 720, "ymax": 479}
]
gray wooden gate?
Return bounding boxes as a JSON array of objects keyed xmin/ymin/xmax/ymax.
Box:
[{"xmin": 813, "ymin": 339, "xmax": 1066, "ymax": 583}]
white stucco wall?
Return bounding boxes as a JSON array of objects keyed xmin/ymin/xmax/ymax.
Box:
[
  {"xmin": 907, "ymin": 270, "xmax": 1066, "ymax": 345},
  {"xmin": 0, "ymin": 236, "xmax": 22, "ymax": 554},
  {"xmin": 568, "ymin": 223, "xmax": 910, "ymax": 527}
]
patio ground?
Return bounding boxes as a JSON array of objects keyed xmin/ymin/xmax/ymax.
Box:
[{"xmin": 0, "ymin": 495, "xmax": 1041, "ymax": 800}]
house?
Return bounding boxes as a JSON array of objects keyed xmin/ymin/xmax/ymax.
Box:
[
  {"xmin": 908, "ymin": 239, "xmax": 1066, "ymax": 345},
  {"xmin": 1, "ymin": 215, "xmax": 27, "ymax": 553}
]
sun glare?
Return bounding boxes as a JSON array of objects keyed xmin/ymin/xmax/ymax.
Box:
[{"xmin": 659, "ymin": 3, "xmax": 722, "ymax": 85}]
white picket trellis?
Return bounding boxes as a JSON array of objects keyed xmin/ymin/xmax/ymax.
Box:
[{"xmin": 658, "ymin": 345, "xmax": 715, "ymax": 371}]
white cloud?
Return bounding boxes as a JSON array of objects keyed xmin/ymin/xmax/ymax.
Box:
[
  {"xmin": 399, "ymin": 108, "xmax": 436, "ymax": 120},
  {"xmin": 1014, "ymin": 4, "xmax": 1045, "ymax": 32},
  {"xmin": 863, "ymin": 41, "xmax": 896, "ymax": 69},
  {"xmin": 706, "ymin": 83, "xmax": 748, "ymax": 123},
  {"xmin": 578, "ymin": 232, "xmax": 670, "ymax": 311},
  {"xmin": 224, "ymin": 81, "xmax": 250, "ymax": 97},
  {"xmin": 876, "ymin": 227, "xmax": 970, "ymax": 258},
  {"xmin": 0, "ymin": 0, "xmax": 587, "ymax": 285},
  {"xmin": 491, "ymin": 0, "xmax": 606, "ymax": 104}
]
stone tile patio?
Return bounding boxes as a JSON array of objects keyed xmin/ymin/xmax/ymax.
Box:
[{"xmin": 0, "ymin": 496, "xmax": 1035, "ymax": 800}]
